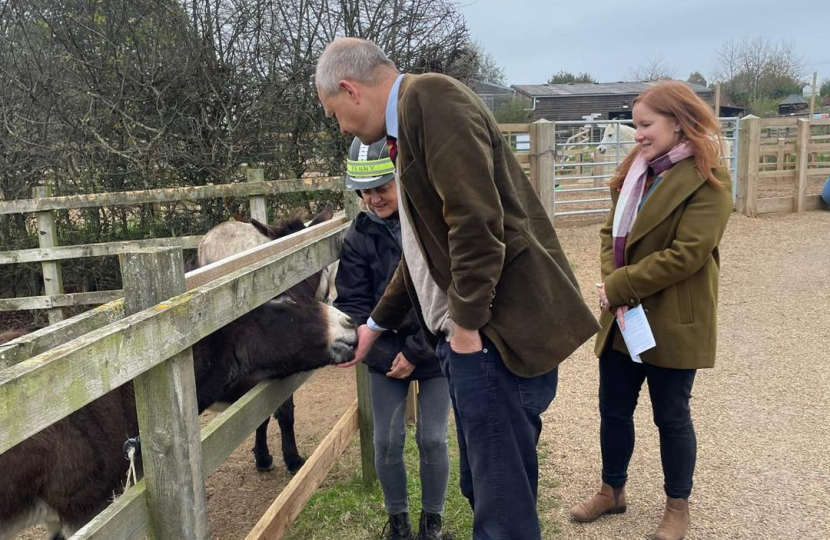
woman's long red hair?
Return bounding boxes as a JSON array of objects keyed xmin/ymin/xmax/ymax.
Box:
[{"xmin": 610, "ymin": 81, "xmax": 726, "ymax": 189}]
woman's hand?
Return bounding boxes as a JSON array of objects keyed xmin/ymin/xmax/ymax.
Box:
[
  {"xmin": 386, "ymin": 352, "xmax": 415, "ymax": 379},
  {"xmin": 615, "ymin": 306, "xmax": 630, "ymax": 331},
  {"xmin": 596, "ymin": 282, "xmax": 611, "ymax": 312}
]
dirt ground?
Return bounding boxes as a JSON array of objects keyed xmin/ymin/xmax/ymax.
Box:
[
  {"xmin": 544, "ymin": 210, "xmax": 830, "ymax": 540},
  {"xmin": 16, "ymin": 209, "xmax": 830, "ymax": 540}
]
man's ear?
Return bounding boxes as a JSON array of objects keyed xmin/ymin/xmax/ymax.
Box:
[{"xmin": 339, "ymin": 80, "xmax": 360, "ymax": 103}]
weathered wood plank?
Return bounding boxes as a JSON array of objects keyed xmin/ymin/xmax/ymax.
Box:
[
  {"xmin": 185, "ymin": 216, "xmax": 346, "ymax": 290},
  {"xmin": 808, "ymin": 143, "xmax": 830, "ymax": 153},
  {"xmin": 121, "ymin": 248, "xmax": 209, "ymax": 540},
  {"xmin": 0, "ymin": 300, "xmax": 124, "ymax": 369},
  {"xmin": 247, "ymin": 169, "xmax": 268, "ymax": 224},
  {"xmin": 34, "ymin": 186, "xmax": 64, "ymax": 324},
  {"xmin": 245, "ymin": 401, "xmax": 360, "ymax": 540},
  {"xmin": 0, "ymin": 225, "xmax": 347, "ymax": 455},
  {"xmin": 405, "ymin": 381, "xmax": 418, "ymax": 426},
  {"xmin": 760, "ymin": 118, "xmax": 798, "ymax": 128},
  {"xmin": 0, "ymin": 290, "xmax": 122, "ymax": 311},
  {"xmin": 498, "ymin": 123, "xmax": 531, "ymax": 132},
  {"xmin": 756, "ymin": 196, "xmax": 796, "ymax": 214},
  {"xmin": 805, "ymin": 195, "xmax": 824, "ymax": 211},
  {"xmin": 795, "ymin": 119, "xmax": 810, "ymax": 212},
  {"xmin": 530, "ymin": 120, "xmax": 556, "ymax": 221},
  {"xmin": 0, "ymin": 219, "xmax": 344, "ymax": 366},
  {"xmin": 755, "ymin": 195, "xmax": 824, "ymax": 214},
  {"xmin": 758, "ymin": 144, "xmax": 796, "ymax": 156},
  {"xmin": 745, "ymin": 117, "xmax": 761, "ymax": 217},
  {"xmin": 736, "ymin": 115, "xmax": 750, "ymax": 214},
  {"xmin": 355, "ymin": 362, "xmax": 377, "ymax": 488},
  {"xmin": 72, "ymin": 480, "xmax": 150, "ymax": 540},
  {"xmin": 75, "ymin": 373, "xmax": 314, "ymax": 540},
  {"xmin": 757, "ymin": 169, "xmax": 797, "ymax": 180},
  {"xmin": 806, "ymin": 167, "xmax": 830, "ymax": 177},
  {"xmin": 201, "ymin": 373, "xmax": 311, "ymax": 475},
  {"xmin": 0, "ymin": 236, "xmax": 202, "ymax": 264},
  {"xmin": 0, "ymin": 177, "xmax": 345, "ymax": 215}
]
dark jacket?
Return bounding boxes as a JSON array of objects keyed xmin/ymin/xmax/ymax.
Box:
[
  {"xmin": 335, "ymin": 212, "xmax": 442, "ymax": 380},
  {"xmin": 597, "ymin": 158, "xmax": 733, "ymax": 369},
  {"xmin": 370, "ymin": 73, "xmax": 599, "ymax": 377}
]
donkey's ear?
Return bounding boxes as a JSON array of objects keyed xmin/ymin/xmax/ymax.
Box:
[
  {"xmin": 309, "ymin": 203, "xmax": 334, "ymax": 226},
  {"xmin": 250, "ymin": 219, "xmax": 274, "ymax": 239}
]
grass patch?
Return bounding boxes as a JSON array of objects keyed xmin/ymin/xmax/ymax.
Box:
[{"xmin": 284, "ymin": 419, "xmax": 558, "ymax": 539}]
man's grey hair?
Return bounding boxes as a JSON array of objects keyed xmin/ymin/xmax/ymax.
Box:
[{"xmin": 316, "ymin": 38, "xmax": 397, "ymax": 97}]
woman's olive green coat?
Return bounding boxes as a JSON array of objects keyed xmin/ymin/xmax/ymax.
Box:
[{"xmin": 596, "ymin": 158, "xmax": 732, "ymax": 369}]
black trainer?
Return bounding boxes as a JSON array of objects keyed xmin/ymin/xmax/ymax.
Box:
[
  {"xmin": 382, "ymin": 512, "xmax": 414, "ymax": 540},
  {"xmin": 416, "ymin": 511, "xmax": 445, "ymax": 540}
]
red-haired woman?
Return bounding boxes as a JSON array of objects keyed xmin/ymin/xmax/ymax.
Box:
[{"xmin": 571, "ymin": 81, "xmax": 733, "ymax": 540}]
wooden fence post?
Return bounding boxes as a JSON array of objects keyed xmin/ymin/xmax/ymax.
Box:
[
  {"xmin": 120, "ymin": 248, "xmax": 210, "ymax": 540},
  {"xmin": 355, "ymin": 362, "xmax": 377, "ymax": 487},
  {"xmin": 776, "ymin": 138, "xmax": 785, "ymax": 172},
  {"xmin": 247, "ymin": 168, "xmax": 268, "ymax": 223},
  {"xmin": 343, "ymin": 190, "xmax": 361, "ymax": 221},
  {"xmin": 795, "ymin": 118, "xmax": 811, "ymax": 212},
  {"xmin": 530, "ymin": 119, "xmax": 556, "ymax": 222},
  {"xmin": 737, "ymin": 116, "xmax": 761, "ymax": 217},
  {"xmin": 405, "ymin": 382, "xmax": 418, "ymax": 426},
  {"xmin": 33, "ymin": 186, "xmax": 64, "ymax": 324},
  {"xmin": 342, "ymin": 190, "xmax": 377, "ymax": 486}
]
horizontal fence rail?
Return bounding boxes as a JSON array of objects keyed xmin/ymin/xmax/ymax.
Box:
[
  {"xmin": 0, "ymin": 221, "xmax": 349, "ymax": 455},
  {"xmin": 0, "ymin": 177, "xmax": 344, "ymax": 215},
  {"xmin": 74, "ymin": 373, "xmax": 315, "ymax": 540},
  {"xmin": 0, "ymin": 236, "xmax": 203, "ymax": 264},
  {"xmin": 0, "ymin": 173, "xmax": 347, "ymax": 316}
]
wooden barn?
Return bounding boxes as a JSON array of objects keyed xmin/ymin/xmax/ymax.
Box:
[
  {"xmin": 470, "ymin": 80, "xmax": 519, "ymax": 112},
  {"xmin": 513, "ymin": 81, "xmax": 714, "ymax": 121},
  {"xmin": 778, "ymin": 94, "xmax": 809, "ymax": 116}
]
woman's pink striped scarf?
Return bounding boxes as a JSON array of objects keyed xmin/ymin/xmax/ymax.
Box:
[{"xmin": 612, "ymin": 142, "xmax": 694, "ymax": 268}]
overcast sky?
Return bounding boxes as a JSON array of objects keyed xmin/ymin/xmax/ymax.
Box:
[{"xmin": 458, "ymin": 0, "xmax": 829, "ymax": 86}]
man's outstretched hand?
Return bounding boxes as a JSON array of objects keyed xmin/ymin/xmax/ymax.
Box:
[{"xmin": 337, "ymin": 324, "xmax": 381, "ymax": 368}]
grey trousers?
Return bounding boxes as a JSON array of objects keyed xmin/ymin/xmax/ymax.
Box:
[{"xmin": 370, "ymin": 372, "xmax": 451, "ymax": 515}]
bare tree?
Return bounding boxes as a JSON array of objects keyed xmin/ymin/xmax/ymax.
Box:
[
  {"xmin": 0, "ymin": 0, "xmax": 478, "ymax": 311},
  {"xmin": 715, "ymin": 36, "xmax": 805, "ymax": 108},
  {"xmin": 629, "ymin": 55, "xmax": 675, "ymax": 81},
  {"xmin": 687, "ymin": 71, "xmax": 707, "ymax": 87}
]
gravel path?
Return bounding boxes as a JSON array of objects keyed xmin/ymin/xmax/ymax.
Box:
[{"xmin": 541, "ymin": 210, "xmax": 830, "ymax": 540}]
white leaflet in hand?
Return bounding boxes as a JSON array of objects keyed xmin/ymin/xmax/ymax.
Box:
[{"xmin": 618, "ymin": 305, "xmax": 656, "ymax": 364}]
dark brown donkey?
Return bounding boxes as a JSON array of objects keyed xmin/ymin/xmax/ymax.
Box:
[
  {"xmin": 197, "ymin": 203, "xmax": 340, "ymax": 474},
  {"xmin": 0, "ymin": 207, "xmax": 355, "ymax": 540}
]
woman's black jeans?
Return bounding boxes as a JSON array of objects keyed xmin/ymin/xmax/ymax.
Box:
[{"xmin": 599, "ymin": 347, "xmax": 697, "ymax": 499}]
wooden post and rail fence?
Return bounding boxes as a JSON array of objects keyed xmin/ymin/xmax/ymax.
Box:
[{"xmin": 736, "ymin": 116, "xmax": 830, "ymax": 217}]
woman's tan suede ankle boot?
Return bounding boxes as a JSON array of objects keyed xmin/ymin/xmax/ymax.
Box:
[
  {"xmin": 570, "ymin": 482, "xmax": 627, "ymax": 522},
  {"xmin": 653, "ymin": 497, "xmax": 690, "ymax": 540}
]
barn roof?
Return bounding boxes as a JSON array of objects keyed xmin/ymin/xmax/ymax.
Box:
[
  {"xmin": 470, "ymin": 80, "xmax": 516, "ymax": 94},
  {"xmin": 513, "ymin": 81, "xmax": 711, "ymax": 97},
  {"xmin": 780, "ymin": 94, "xmax": 808, "ymax": 105}
]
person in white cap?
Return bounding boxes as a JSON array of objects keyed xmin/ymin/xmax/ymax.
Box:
[{"xmin": 334, "ymin": 137, "xmax": 451, "ymax": 540}]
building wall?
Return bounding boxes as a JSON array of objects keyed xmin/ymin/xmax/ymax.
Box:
[{"xmin": 529, "ymin": 92, "xmax": 715, "ymax": 122}]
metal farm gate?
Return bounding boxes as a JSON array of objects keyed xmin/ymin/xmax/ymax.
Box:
[{"xmin": 550, "ymin": 118, "xmax": 740, "ymax": 220}]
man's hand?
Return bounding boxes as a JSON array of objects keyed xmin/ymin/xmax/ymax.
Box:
[
  {"xmin": 337, "ymin": 324, "xmax": 380, "ymax": 369},
  {"xmin": 386, "ymin": 352, "xmax": 415, "ymax": 379},
  {"xmin": 450, "ymin": 326, "xmax": 483, "ymax": 354}
]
